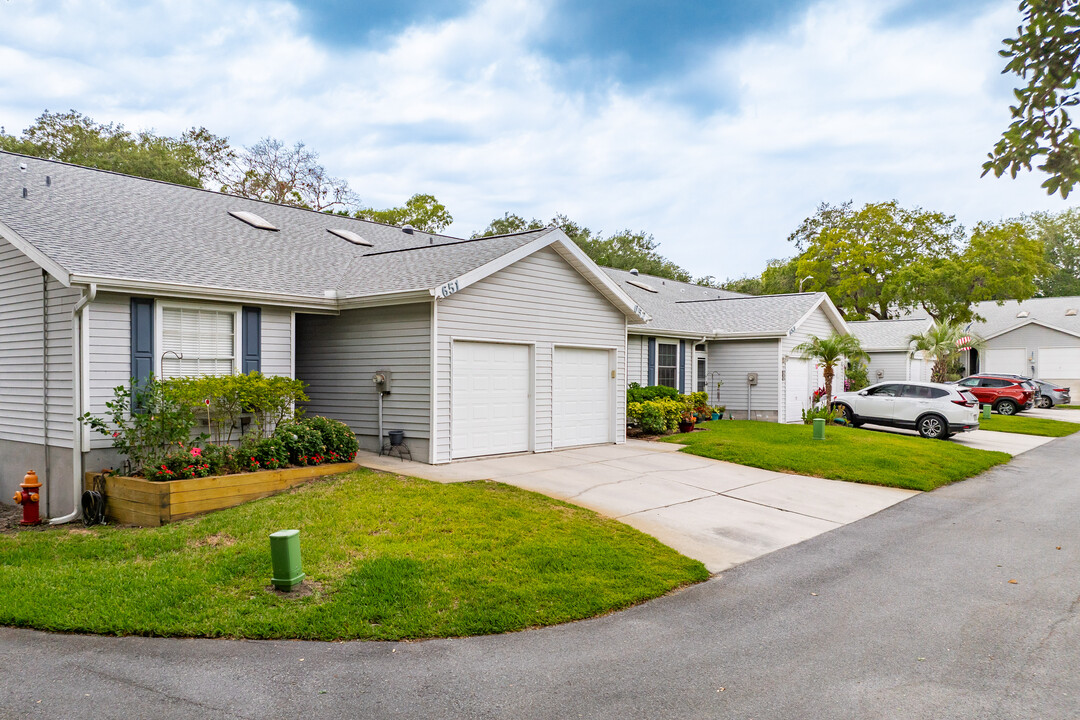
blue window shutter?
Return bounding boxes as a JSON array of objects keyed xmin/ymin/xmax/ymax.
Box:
[
  {"xmin": 647, "ymin": 338, "xmax": 656, "ymax": 386},
  {"xmin": 130, "ymin": 298, "xmax": 154, "ymax": 410},
  {"xmin": 679, "ymin": 339, "xmax": 686, "ymax": 393},
  {"xmin": 242, "ymin": 307, "xmax": 261, "ymax": 374}
]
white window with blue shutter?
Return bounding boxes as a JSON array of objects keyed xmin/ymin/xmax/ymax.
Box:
[{"xmin": 156, "ymin": 302, "xmax": 242, "ymax": 378}]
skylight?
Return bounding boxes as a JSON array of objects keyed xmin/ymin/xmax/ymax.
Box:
[
  {"xmin": 627, "ymin": 279, "xmax": 658, "ymax": 293},
  {"xmin": 1067, "ymin": 309, "xmax": 1078, "ymax": 316},
  {"xmin": 327, "ymin": 228, "xmax": 373, "ymax": 246},
  {"xmin": 228, "ymin": 210, "xmax": 278, "ymax": 231},
  {"xmin": 1016, "ymin": 310, "xmax": 1030, "ymax": 318}
]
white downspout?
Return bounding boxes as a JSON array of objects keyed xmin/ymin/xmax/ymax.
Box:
[{"xmin": 52, "ymin": 283, "xmax": 96, "ymax": 525}]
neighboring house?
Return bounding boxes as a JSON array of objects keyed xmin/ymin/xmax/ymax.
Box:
[
  {"xmin": 966, "ymin": 297, "xmax": 1080, "ymax": 397},
  {"xmin": 603, "ymin": 269, "xmax": 849, "ymax": 422},
  {"xmin": 0, "ymin": 151, "xmax": 647, "ymax": 517},
  {"xmin": 848, "ymin": 318, "xmax": 935, "ymax": 384}
]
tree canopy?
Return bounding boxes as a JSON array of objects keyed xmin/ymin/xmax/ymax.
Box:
[
  {"xmin": 223, "ymin": 138, "xmax": 359, "ymax": 213},
  {"xmin": 1027, "ymin": 207, "xmax": 1080, "ymax": 296},
  {"xmin": 0, "ymin": 110, "xmax": 213, "ymax": 187},
  {"xmin": 474, "ymin": 213, "xmax": 692, "ymax": 282},
  {"xmin": 984, "ymin": 0, "xmax": 1080, "ymax": 197},
  {"xmin": 354, "ymin": 193, "xmax": 453, "ymax": 232}
]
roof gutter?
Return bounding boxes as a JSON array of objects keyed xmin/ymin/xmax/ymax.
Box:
[
  {"xmin": 52, "ymin": 282, "xmax": 96, "ymax": 525},
  {"xmin": 68, "ymin": 274, "xmax": 340, "ymax": 312}
]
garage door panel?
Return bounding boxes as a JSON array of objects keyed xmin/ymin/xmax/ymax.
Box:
[
  {"xmin": 554, "ymin": 347, "xmax": 611, "ymax": 447},
  {"xmin": 452, "ymin": 342, "xmax": 531, "ymax": 459},
  {"xmin": 785, "ymin": 358, "xmax": 809, "ymax": 424},
  {"xmin": 1039, "ymin": 347, "xmax": 1080, "ymax": 378},
  {"xmin": 985, "ymin": 347, "xmax": 1028, "ymax": 377}
]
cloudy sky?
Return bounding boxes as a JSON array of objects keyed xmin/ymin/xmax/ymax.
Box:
[{"xmin": 0, "ymin": 0, "xmax": 1074, "ymax": 280}]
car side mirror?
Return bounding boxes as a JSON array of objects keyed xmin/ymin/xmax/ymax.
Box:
[{"xmin": 858, "ymin": 390, "xmax": 869, "ymax": 396}]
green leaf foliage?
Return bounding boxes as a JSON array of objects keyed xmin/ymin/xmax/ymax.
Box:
[
  {"xmin": 792, "ymin": 333, "xmax": 868, "ymax": 400},
  {"xmin": 354, "ymin": 193, "xmax": 453, "ymax": 232}
]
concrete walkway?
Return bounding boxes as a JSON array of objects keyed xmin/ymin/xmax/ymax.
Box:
[
  {"xmin": 861, "ymin": 424, "xmax": 1055, "ymax": 455},
  {"xmin": 1025, "ymin": 407, "xmax": 1080, "ymax": 423},
  {"xmin": 358, "ymin": 441, "xmax": 916, "ymax": 573}
]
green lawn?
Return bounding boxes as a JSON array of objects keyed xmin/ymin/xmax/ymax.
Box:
[
  {"xmin": 0, "ymin": 470, "xmax": 707, "ymax": 640},
  {"xmin": 663, "ymin": 421, "xmax": 1009, "ymax": 492},
  {"xmin": 1055, "ymin": 404, "xmax": 1080, "ymax": 410},
  {"xmin": 979, "ymin": 414, "xmax": 1080, "ymax": 437}
]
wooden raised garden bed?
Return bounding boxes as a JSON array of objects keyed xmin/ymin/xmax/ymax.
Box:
[{"xmin": 83, "ymin": 462, "xmax": 359, "ymax": 527}]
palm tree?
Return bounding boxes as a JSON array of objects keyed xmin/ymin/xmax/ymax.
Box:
[
  {"xmin": 909, "ymin": 321, "xmax": 983, "ymax": 383},
  {"xmin": 792, "ymin": 333, "xmax": 868, "ymax": 401}
]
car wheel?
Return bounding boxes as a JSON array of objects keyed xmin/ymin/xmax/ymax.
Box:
[
  {"xmin": 995, "ymin": 400, "xmax": 1018, "ymax": 416},
  {"xmin": 918, "ymin": 414, "xmax": 947, "ymax": 439}
]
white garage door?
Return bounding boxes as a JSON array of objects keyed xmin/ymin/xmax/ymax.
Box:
[
  {"xmin": 452, "ymin": 341, "xmax": 531, "ymax": 459},
  {"xmin": 1039, "ymin": 347, "xmax": 1080, "ymax": 378},
  {"xmin": 984, "ymin": 347, "xmax": 1029, "ymax": 376},
  {"xmin": 908, "ymin": 353, "xmax": 931, "ymax": 382},
  {"xmin": 553, "ymin": 347, "xmax": 611, "ymax": 447},
  {"xmin": 784, "ymin": 357, "xmax": 810, "ymax": 424}
]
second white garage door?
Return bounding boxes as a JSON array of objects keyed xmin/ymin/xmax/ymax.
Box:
[
  {"xmin": 553, "ymin": 347, "xmax": 611, "ymax": 447},
  {"xmin": 452, "ymin": 341, "xmax": 531, "ymax": 459},
  {"xmin": 984, "ymin": 347, "xmax": 1029, "ymax": 376},
  {"xmin": 1039, "ymin": 347, "xmax": 1080, "ymax": 378}
]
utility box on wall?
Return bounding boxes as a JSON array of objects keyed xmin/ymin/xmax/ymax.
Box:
[
  {"xmin": 372, "ymin": 370, "xmax": 392, "ymax": 393},
  {"xmin": 746, "ymin": 372, "xmax": 758, "ymax": 386}
]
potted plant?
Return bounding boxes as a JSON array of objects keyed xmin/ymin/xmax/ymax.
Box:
[
  {"xmin": 678, "ymin": 410, "xmax": 696, "ymax": 434},
  {"xmin": 715, "ymin": 405, "xmax": 726, "ymax": 420}
]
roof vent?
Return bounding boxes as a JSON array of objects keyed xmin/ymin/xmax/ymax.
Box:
[
  {"xmin": 327, "ymin": 228, "xmax": 373, "ymax": 246},
  {"xmin": 45, "ymin": 176, "xmax": 51, "ymax": 187},
  {"xmin": 630, "ymin": 268, "xmax": 639, "ymax": 276},
  {"xmin": 401, "ymin": 224, "xmax": 415, "ymax": 234},
  {"xmin": 1067, "ymin": 308, "xmax": 1078, "ymax": 316},
  {"xmin": 19, "ymin": 163, "xmax": 26, "ymax": 172},
  {"xmin": 1016, "ymin": 310, "xmax": 1029, "ymax": 318},
  {"xmin": 229, "ymin": 210, "xmax": 279, "ymax": 231},
  {"xmin": 627, "ymin": 279, "xmax": 658, "ymax": 293}
]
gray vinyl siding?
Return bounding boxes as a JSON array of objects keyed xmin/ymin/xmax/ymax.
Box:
[
  {"xmin": 0, "ymin": 235, "xmax": 45, "ymax": 443},
  {"xmin": 435, "ymin": 247, "xmax": 627, "ymax": 463},
  {"xmin": 782, "ymin": 305, "xmax": 835, "ymax": 355},
  {"xmin": 627, "ymin": 334, "xmax": 646, "ymax": 385},
  {"xmin": 707, "ymin": 339, "xmax": 780, "ymax": 420},
  {"xmin": 985, "ymin": 323, "xmax": 1080, "ymax": 371},
  {"xmin": 262, "ymin": 307, "xmax": 293, "ymax": 377},
  {"xmin": 295, "ymin": 302, "xmax": 431, "ymax": 453},
  {"xmin": 866, "ymin": 350, "xmax": 909, "ymax": 383},
  {"xmin": 87, "ymin": 292, "xmax": 131, "ymax": 450},
  {"xmin": 45, "ymin": 278, "xmax": 78, "ymax": 447}
]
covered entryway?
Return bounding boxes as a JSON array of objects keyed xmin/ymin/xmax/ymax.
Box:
[
  {"xmin": 553, "ymin": 346, "xmax": 612, "ymax": 447},
  {"xmin": 784, "ymin": 357, "xmax": 810, "ymax": 423},
  {"xmin": 985, "ymin": 347, "xmax": 1028, "ymax": 376},
  {"xmin": 452, "ymin": 341, "xmax": 531, "ymax": 459}
]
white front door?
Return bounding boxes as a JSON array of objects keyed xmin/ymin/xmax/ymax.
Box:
[
  {"xmin": 553, "ymin": 347, "xmax": 611, "ymax": 448},
  {"xmin": 785, "ymin": 358, "xmax": 810, "ymax": 423},
  {"xmin": 452, "ymin": 341, "xmax": 531, "ymax": 459},
  {"xmin": 984, "ymin": 347, "xmax": 1029, "ymax": 376}
]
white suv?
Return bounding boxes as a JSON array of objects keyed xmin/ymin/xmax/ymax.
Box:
[{"xmin": 831, "ymin": 381, "xmax": 981, "ymax": 440}]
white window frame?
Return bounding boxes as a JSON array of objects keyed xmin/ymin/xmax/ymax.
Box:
[
  {"xmin": 657, "ymin": 341, "xmax": 678, "ymax": 389},
  {"xmin": 155, "ymin": 300, "xmax": 242, "ymax": 379}
]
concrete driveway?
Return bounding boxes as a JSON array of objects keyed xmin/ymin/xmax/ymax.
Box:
[
  {"xmin": 358, "ymin": 441, "xmax": 915, "ymax": 573},
  {"xmin": 860, "ymin": 424, "xmax": 1055, "ymax": 455}
]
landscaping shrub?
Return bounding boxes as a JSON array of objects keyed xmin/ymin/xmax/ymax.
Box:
[
  {"xmin": 845, "ymin": 359, "xmax": 870, "ymax": 392},
  {"xmin": 303, "ymin": 416, "xmax": 359, "ymax": 462},
  {"xmin": 239, "ymin": 436, "xmax": 290, "ymax": 471},
  {"xmin": 273, "ymin": 421, "xmax": 327, "ymax": 465},
  {"xmin": 199, "ymin": 443, "xmax": 238, "ymax": 476},
  {"xmin": 170, "ymin": 372, "xmax": 308, "ymax": 442},
  {"xmin": 801, "ymin": 404, "xmax": 841, "ymax": 425},
  {"xmin": 145, "ymin": 451, "xmax": 214, "ymax": 482},
  {"xmin": 628, "ymin": 398, "xmax": 685, "ymax": 434},
  {"xmin": 627, "ymin": 383, "xmax": 681, "ymax": 403}
]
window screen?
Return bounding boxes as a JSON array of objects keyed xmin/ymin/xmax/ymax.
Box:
[
  {"xmin": 657, "ymin": 343, "xmax": 678, "ymax": 388},
  {"xmin": 696, "ymin": 357, "xmax": 706, "ymax": 392},
  {"xmin": 160, "ymin": 307, "xmax": 236, "ymax": 378}
]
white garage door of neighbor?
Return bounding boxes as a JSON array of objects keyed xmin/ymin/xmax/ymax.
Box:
[
  {"xmin": 554, "ymin": 347, "xmax": 611, "ymax": 447},
  {"xmin": 1039, "ymin": 347, "xmax": 1080, "ymax": 378},
  {"xmin": 985, "ymin": 347, "xmax": 1029, "ymax": 376},
  {"xmin": 452, "ymin": 341, "xmax": 531, "ymax": 459},
  {"xmin": 785, "ymin": 357, "xmax": 810, "ymax": 424},
  {"xmin": 908, "ymin": 354, "xmax": 931, "ymax": 382}
]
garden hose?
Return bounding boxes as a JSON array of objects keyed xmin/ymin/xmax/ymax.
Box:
[{"xmin": 81, "ymin": 490, "xmax": 105, "ymax": 526}]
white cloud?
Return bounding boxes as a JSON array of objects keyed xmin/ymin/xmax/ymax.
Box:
[{"xmin": 0, "ymin": 0, "xmax": 1073, "ymax": 280}]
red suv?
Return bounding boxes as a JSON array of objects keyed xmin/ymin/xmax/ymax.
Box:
[{"xmin": 954, "ymin": 375, "xmax": 1035, "ymax": 415}]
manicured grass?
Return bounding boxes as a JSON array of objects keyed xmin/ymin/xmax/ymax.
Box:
[
  {"xmin": 1055, "ymin": 404, "xmax": 1080, "ymax": 410},
  {"xmin": 663, "ymin": 421, "xmax": 1009, "ymax": 492},
  {"xmin": 979, "ymin": 414, "xmax": 1080, "ymax": 437},
  {"xmin": 0, "ymin": 470, "xmax": 707, "ymax": 640}
]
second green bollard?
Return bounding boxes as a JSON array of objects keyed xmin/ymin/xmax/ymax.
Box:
[
  {"xmin": 812, "ymin": 417, "xmax": 826, "ymax": 440},
  {"xmin": 270, "ymin": 529, "xmax": 305, "ymax": 591},
  {"xmin": 982, "ymin": 404, "xmax": 992, "ymax": 420}
]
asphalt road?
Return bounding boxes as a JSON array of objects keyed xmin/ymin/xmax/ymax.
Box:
[{"xmin": 2, "ymin": 434, "xmax": 1078, "ymax": 720}]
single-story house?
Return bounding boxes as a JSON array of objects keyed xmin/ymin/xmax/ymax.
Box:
[
  {"xmin": 966, "ymin": 297, "xmax": 1080, "ymax": 397},
  {"xmin": 0, "ymin": 151, "xmax": 648, "ymax": 519},
  {"xmin": 602, "ymin": 268, "xmax": 850, "ymax": 422},
  {"xmin": 848, "ymin": 318, "xmax": 935, "ymax": 383}
]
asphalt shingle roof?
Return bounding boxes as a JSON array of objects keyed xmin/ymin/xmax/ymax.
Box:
[
  {"xmin": 0, "ymin": 151, "xmax": 552, "ymax": 299},
  {"xmin": 848, "ymin": 318, "xmax": 933, "ymax": 350},
  {"xmin": 601, "ymin": 267, "xmax": 828, "ymax": 337},
  {"xmin": 968, "ymin": 297, "xmax": 1080, "ymax": 339}
]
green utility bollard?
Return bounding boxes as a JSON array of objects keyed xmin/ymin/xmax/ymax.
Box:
[
  {"xmin": 812, "ymin": 417, "xmax": 826, "ymax": 440},
  {"xmin": 982, "ymin": 404, "xmax": 992, "ymax": 420},
  {"xmin": 270, "ymin": 529, "xmax": 305, "ymax": 591}
]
